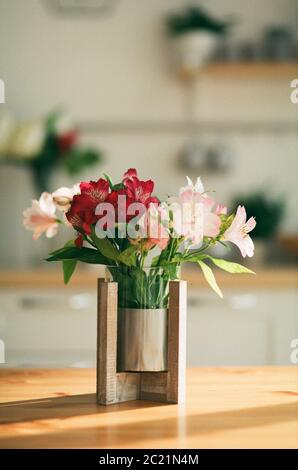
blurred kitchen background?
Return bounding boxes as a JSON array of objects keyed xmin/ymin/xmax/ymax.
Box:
[{"xmin": 0, "ymin": 0, "xmax": 297, "ymax": 368}]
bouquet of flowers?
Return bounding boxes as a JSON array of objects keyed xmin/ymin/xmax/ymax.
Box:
[{"xmin": 23, "ymin": 168, "xmax": 256, "ymax": 306}]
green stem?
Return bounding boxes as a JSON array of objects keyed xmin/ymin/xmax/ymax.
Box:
[{"xmin": 183, "ymin": 241, "xmax": 212, "ymax": 260}]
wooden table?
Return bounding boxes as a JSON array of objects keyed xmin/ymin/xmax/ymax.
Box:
[{"xmin": 0, "ymin": 367, "xmax": 297, "ymax": 449}]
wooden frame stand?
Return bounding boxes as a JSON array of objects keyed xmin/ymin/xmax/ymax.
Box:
[{"xmin": 97, "ymin": 279, "xmax": 187, "ymax": 405}]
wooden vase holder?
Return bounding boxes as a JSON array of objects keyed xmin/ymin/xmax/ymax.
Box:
[{"xmin": 96, "ymin": 279, "xmax": 187, "ymax": 405}]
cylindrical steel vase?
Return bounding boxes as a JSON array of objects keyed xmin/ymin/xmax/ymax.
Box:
[{"xmin": 117, "ymin": 307, "xmax": 168, "ymax": 372}]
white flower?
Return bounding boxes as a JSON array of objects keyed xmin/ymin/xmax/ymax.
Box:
[
  {"xmin": 222, "ymin": 205, "xmax": 256, "ymax": 257},
  {"xmin": 8, "ymin": 119, "xmax": 45, "ymax": 158},
  {"xmin": 52, "ymin": 184, "xmax": 80, "ymax": 212},
  {"xmin": 168, "ymin": 176, "xmax": 221, "ymax": 245}
]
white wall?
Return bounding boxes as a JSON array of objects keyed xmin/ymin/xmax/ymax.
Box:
[{"xmin": 0, "ymin": 0, "xmax": 297, "ymax": 266}]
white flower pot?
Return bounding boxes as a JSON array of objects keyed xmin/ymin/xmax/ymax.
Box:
[{"xmin": 173, "ymin": 31, "xmax": 217, "ymax": 69}]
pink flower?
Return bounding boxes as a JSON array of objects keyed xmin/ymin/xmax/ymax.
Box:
[
  {"xmin": 52, "ymin": 184, "xmax": 80, "ymax": 212},
  {"xmin": 23, "ymin": 193, "xmax": 59, "ymax": 240},
  {"xmin": 147, "ymin": 204, "xmax": 170, "ymax": 250},
  {"xmin": 129, "ymin": 204, "xmax": 170, "ymax": 251},
  {"xmin": 222, "ymin": 205, "xmax": 256, "ymax": 257},
  {"xmin": 215, "ymin": 204, "xmax": 227, "ymax": 215},
  {"xmin": 169, "ymin": 177, "xmax": 221, "ymax": 245}
]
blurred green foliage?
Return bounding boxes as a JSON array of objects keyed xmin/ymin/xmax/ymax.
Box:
[{"xmin": 166, "ymin": 6, "xmax": 231, "ymax": 37}]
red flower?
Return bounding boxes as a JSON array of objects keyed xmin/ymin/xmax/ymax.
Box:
[
  {"xmin": 107, "ymin": 189, "xmax": 136, "ymax": 222},
  {"xmin": 122, "ymin": 169, "xmax": 159, "ymax": 207},
  {"xmin": 66, "ymin": 178, "xmax": 110, "ymax": 234},
  {"xmin": 66, "ymin": 171, "xmax": 159, "ymax": 235},
  {"xmin": 123, "ymin": 168, "xmax": 138, "ymax": 182},
  {"xmin": 79, "ymin": 179, "xmax": 109, "ymax": 203},
  {"xmin": 66, "ymin": 194, "xmax": 96, "ymax": 234},
  {"xmin": 57, "ymin": 130, "xmax": 78, "ymax": 153},
  {"xmin": 75, "ymin": 233, "xmax": 84, "ymax": 247}
]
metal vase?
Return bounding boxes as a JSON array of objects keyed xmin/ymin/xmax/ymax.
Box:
[{"xmin": 117, "ymin": 308, "xmax": 168, "ymax": 372}]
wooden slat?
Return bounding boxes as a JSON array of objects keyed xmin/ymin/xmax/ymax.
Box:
[
  {"xmin": 116, "ymin": 373, "xmax": 140, "ymax": 402},
  {"xmin": 167, "ymin": 281, "xmax": 187, "ymax": 404},
  {"xmin": 140, "ymin": 372, "xmax": 168, "ymax": 402},
  {"xmin": 97, "ymin": 280, "xmax": 118, "ymax": 405}
]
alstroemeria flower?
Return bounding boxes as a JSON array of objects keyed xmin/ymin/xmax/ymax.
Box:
[
  {"xmin": 215, "ymin": 204, "xmax": 227, "ymax": 215},
  {"xmin": 23, "ymin": 192, "xmax": 59, "ymax": 240},
  {"xmin": 168, "ymin": 176, "xmax": 221, "ymax": 245},
  {"xmin": 66, "ymin": 195, "xmax": 97, "ymax": 234},
  {"xmin": 66, "ymin": 178, "xmax": 110, "ymax": 234},
  {"xmin": 123, "ymin": 168, "xmax": 138, "ymax": 182},
  {"xmin": 52, "ymin": 184, "xmax": 80, "ymax": 212},
  {"xmin": 122, "ymin": 168, "xmax": 159, "ymax": 207},
  {"xmin": 222, "ymin": 205, "xmax": 256, "ymax": 257},
  {"xmin": 79, "ymin": 178, "xmax": 110, "ymax": 204},
  {"xmin": 146, "ymin": 203, "xmax": 170, "ymax": 250}
]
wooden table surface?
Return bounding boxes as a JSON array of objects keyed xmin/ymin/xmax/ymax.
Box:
[{"xmin": 0, "ymin": 367, "xmax": 297, "ymax": 449}]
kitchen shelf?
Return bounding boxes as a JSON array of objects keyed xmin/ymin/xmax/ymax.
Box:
[
  {"xmin": 77, "ymin": 119, "xmax": 297, "ymax": 134},
  {"xmin": 0, "ymin": 267, "xmax": 297, "ymax": 289},
  {"xmin": 179, "ymin": 61, "xmax": 298, "ymax": 80}
]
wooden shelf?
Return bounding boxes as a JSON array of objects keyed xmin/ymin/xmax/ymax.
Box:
[
  {"xmin": 0, "ymin": 267, "xmax": 297, "ymax": 289},
  {"xmin": 180, "ymin": 61, "xmax": 298, "ymax": 80}
]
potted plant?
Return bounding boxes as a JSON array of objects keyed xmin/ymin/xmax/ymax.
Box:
[
  {"xmin": 232, "ymin": 191, "xmax": 285, "ymax": 266},
  {"xmin": 0, "ymin": 110, "xmax": 103, "ymax": 194},
  {"xmin": 23, "ymin": 169, "xmax": 256, "ymax": 372},
  {"xmin": 166, "ymin": 6, "xmax": 231, "ymax": 70}
]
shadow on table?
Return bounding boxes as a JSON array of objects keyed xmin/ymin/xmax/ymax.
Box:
[
  {"xmin": 0, "ymin": 399, "xmax": 297, "ymax": 448},
  {"xmin": 0, "ymin": 393, "xmax": 164, "ymax": 424}
]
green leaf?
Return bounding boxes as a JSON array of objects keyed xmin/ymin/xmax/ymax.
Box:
[
  {"xmin": 63, "ymin": 259, "xmax": 77, "ymax": 284},
  {"xmin": 206, "ymin": 256, "xmax": 255, "ymax": 275},
  {"xmin": 103, "ymin": 173, "xmax": 113, "ymax": 189},
  {"xmin": 151, "ymin": 255, "xmax": 161, "ymax": 267},
  {"xmin": 103, "ymin": 173, "xmax": 124, "ymax": 191},
  {"xmin": 118, "ymin": 244, "xmax": 139, "ymax": 266},
  {"xmin": 197, "ymin": 260, "xmax": 223, "ymax": 298},
  {"xmin": 183, "ymin": 254, "xmax": 204, "ymax": 263},
  {"xmin": 63, "ymin": 148, "xmax": 102, "ymax": 176},
  {"xmin": 163, "ymin": 263, "xmax": 180, "ymax": 280},
  {"xmin": 46, "ymin": 246, "xmax": 108, "ymax": 264},
  {"xmin": 61, "ymin": 240, "xmax": 77, "ymax": 284},
  {"xmin": 91, "ymin": 226, "xmax": 119, "ymax": 262},
  {"xmin": 112, "ymin": 182, "xmax": 125, "ymax": 191}
]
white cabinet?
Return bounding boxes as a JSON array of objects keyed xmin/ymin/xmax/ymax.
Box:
[
  {"xmin": 0, "ymin": 286, "xmax": 297, "ymax": 367},
  {"xmin": 0, "ymin": 289, "xmax": 97, "ymax": 367},
  {"xmin": 187, "ymin": 288, "xmax": 298, "ymax": 366}
]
